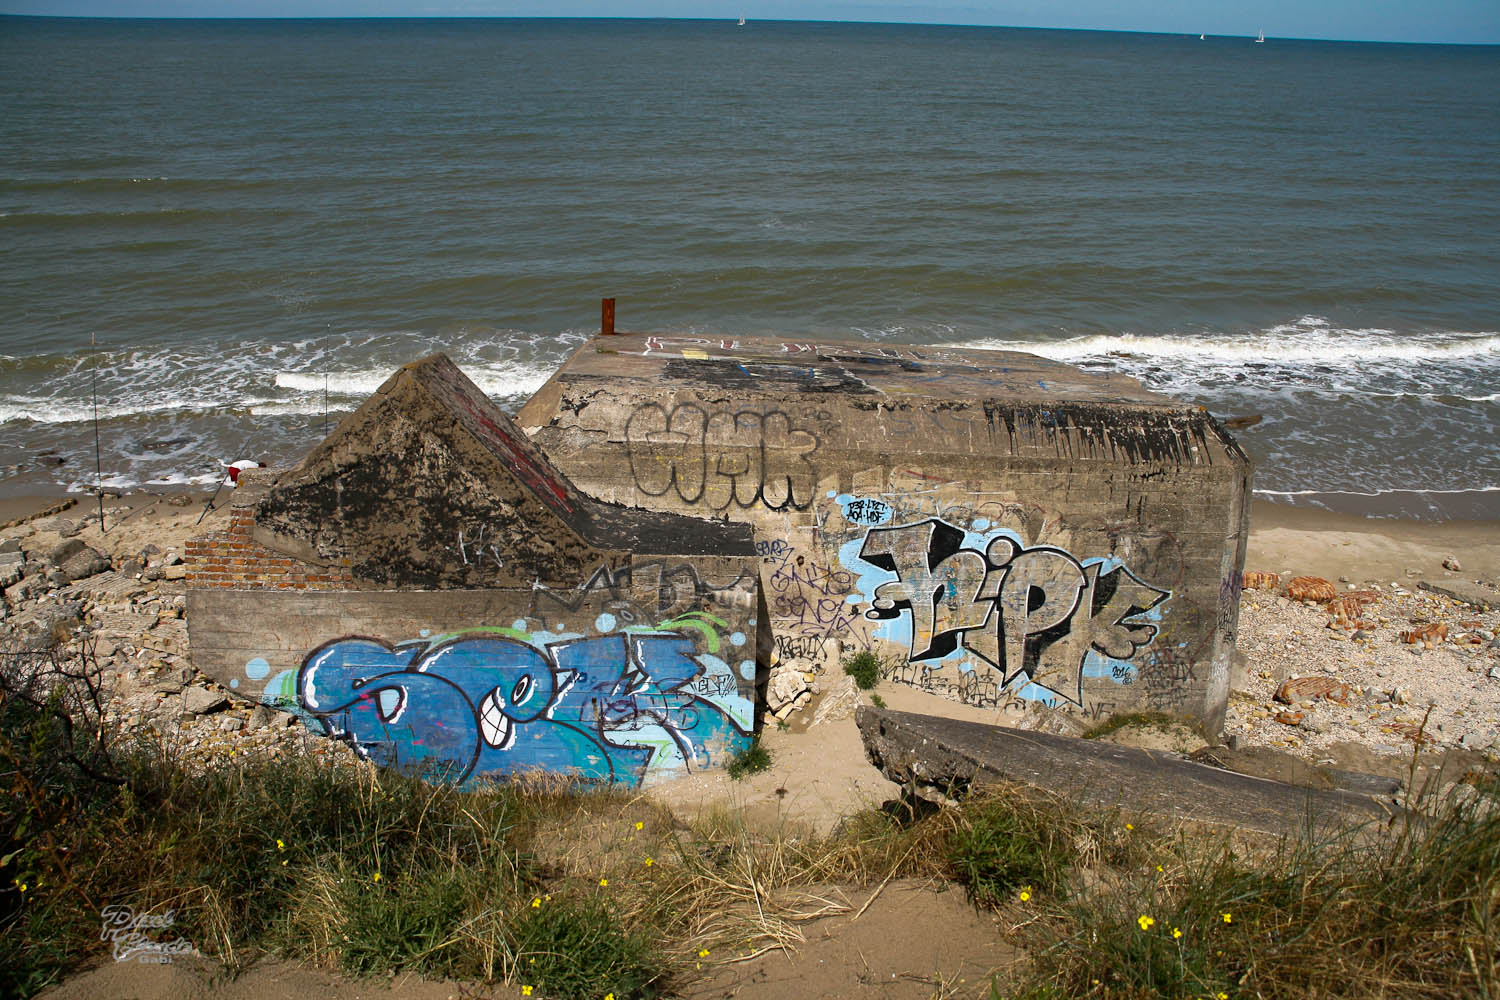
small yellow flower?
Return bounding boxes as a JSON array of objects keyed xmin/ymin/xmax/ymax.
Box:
[
  {"xmin": 276, "ymin": 838, "xmax": 286, "ymax": 851},
  {"xmin": 1125, "ymin": 823, "xmax": 1134, "ymax": 831},
  {"xmin": 18, "ymin": 883, "xmax": 27, "ymax": 893},
  {"xmin": 698, "ymin": 948, "xmax": 710, "ymax": 958},
  {"xmin": 1172, "ymin": 927, "xmax": 1183, "ymax": 939},
  {"xmin": 599, "ymin": 877, "xmax": 609, "ymax": 887},
  {"xmin": 1222, "ymin": 912, "xmax": 1233, "ymax": 924},
  {"xmin": 281, "ymin": 859, "xmax": 288, "ymax": 867},
  {"xmin": 635, "ymin": 821, "xmax": 644, "ymax": 830},
  {"xmin": 644, "ymin": 857, "xmax": 655, "ymax": 867},
  {"xmin": 1155, "ymin": 864, "xmax": 1164, "ymax": 873},
  {"xmin": 372, "ymin": 872, "xmax": 381, "ymax": 883},
  {"xmin": 1137, "ymin": 914, "xmax": 1155, "ymax": 931},
  {"xmin": 1018, "ymin": 886, "xmax": 1032, "ymax": 902},
  {"xmin": 531, "ymin": 897, "xmax": 542, "ymax": 908},
  {"xmin": 522, "ymin": 987, "xmax": 533, "ymax": 997},
  {"xmin": 1218, "ymin": 993, "xmax": 1229, "ymax": 1000},
  {"xmin": 606, "ymin": 994, "xmax": 615, "ymax": 1000}
]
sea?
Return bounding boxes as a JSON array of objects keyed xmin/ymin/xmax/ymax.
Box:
[{"xmin": 2, "ymin": 17, "xmax": 1497, "ymax": 520}]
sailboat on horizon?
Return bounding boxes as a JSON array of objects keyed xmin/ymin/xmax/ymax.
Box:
[
  {"xmin": 1255, "ymin": 29, "xmax": 1265, "ymax": 43},
  {"xmin": 738, "ymin": 12, "xmax": 746, "ymax": 26}
]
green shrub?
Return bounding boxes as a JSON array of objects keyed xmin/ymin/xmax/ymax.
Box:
[
  {"xmin": 842, "ymin": 650, "xmax": 882, "ymax": 690},
  {"xmin": 948, "ymin": 796, "xmax": 1073, "ymax": 906},
  {"xmin": 335, "ymin": 869, "xmax": 471, "ymax": 977}
]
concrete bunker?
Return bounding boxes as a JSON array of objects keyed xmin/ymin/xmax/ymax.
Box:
[
  {"xmin": 186, "ymin": 354, "xmax": 763, "ymax": 787},
  {"xmin": 516, "ymin": 331, "xmax": 1251, "ymax": 733}
]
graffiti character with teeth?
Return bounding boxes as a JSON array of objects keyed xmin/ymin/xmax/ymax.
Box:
[
  {"xmin": 297, "ymin": 635, "xmax": 626, "ymax": 785},
  {"xmin": 296, "ymin": 629, "xmax": 749, "ymax": 787}
]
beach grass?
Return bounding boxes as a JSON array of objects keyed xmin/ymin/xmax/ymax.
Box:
[{"xmin": 3, "ymin": 648, "xmax": 1497, "ymax": 1000}]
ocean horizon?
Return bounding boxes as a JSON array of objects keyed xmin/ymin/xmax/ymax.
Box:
[{"xmin": 2, "ymin": 16, "xmax": 1497, "ymax": 519}]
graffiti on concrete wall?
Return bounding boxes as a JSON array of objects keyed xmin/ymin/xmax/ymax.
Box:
[
  {"xmin": 295, "ymin": 619, "xmax": 754, "ymax": 788},
  {"xmin": 625, "ymin": 403, "xmax": 819, "ymax": 511},
  {"xmin": 528, "ymin": 560, "xmax": 757, "ymax": 628},
  {"xmin": 838, "ymin": 512, "xmax": 1170, "ymax": 708},
  {"xmin": 762, "ymin": 541, "xmax": 864, "ymax": 641}
]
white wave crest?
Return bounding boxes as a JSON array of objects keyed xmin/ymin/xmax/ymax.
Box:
[
  {"xmin": 955, "ymin": 328, "xmax": 1500, "ymax": 365},
  {"xmin": 276, "ymin": 363, "xmax": 553, "ymax": 401},
  {"xmin": 1255, "ymin": 485, "xmax": 1500, "ymax": 498},
  {"xmin": 275, "ymin": 371, "xmax": 393, "ymax": 395},
  {"xmin": 0, "ymin": 395, "xmax": 240, "ymax": 425}
]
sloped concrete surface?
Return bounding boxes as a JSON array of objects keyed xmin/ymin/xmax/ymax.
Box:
[{"xmin": 857, "ymin": 707, "xmax": 1400, "ymax": 833}]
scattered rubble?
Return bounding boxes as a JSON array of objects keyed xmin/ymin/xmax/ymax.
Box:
[
  {"xmin": 0, "ymin": 498, "xmax": 361, "ymax": 774},
  {"xmin": 1230, "ymin": 570, "xmax": 1500, "ymax": 765}
]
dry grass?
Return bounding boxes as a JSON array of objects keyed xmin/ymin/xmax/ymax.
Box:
[{"xmin": 5, "ymin": 662, "xmax": 1497, "ymax": 1000}]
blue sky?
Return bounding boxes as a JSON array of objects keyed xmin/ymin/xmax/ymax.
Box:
[{"xmin": 2, "ymin": 0, "xmax": 1498, "ymax": 45}]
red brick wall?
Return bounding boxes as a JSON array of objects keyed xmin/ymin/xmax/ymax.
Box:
[{"xmin": 185, "ymin": 508, "xmax": 359, "ymax": 591}]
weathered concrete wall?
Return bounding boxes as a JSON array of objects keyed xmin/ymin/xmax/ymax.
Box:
[
  {"xmin": 516, "ymin": 333, "xmax": 1251, "ymax": 733},
  {"xmin": 187, "ymin": 355, "xmax": 764, "ymax": 786}
]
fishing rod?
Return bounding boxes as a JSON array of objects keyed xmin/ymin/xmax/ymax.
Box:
[
  {"xmin": 195, "ymin": 462, "xmax": 231, "ymax": 526},
  {"xmin": 91, "ymin": 333, "xmax": 105, "ymax": 534}
]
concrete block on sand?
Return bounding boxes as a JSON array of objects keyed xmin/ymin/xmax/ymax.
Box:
[{"xmin": 519, "ymin": 332, "xmax": 1251, "ymax": 733}]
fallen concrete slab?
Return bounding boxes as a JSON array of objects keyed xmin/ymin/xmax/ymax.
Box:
[{"xmin": 856, "ymin": 707, "xmax": 1401, "ymax": 834}]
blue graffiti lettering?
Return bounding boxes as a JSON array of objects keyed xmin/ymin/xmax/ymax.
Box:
[{"xmin": 297, "ymin": 631, "xmax": 752, "ymax": 787}]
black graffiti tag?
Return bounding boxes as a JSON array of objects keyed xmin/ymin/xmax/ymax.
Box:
[
  {"xmin": 625, "ymin": 404, "xmax": 819, "ymax": 511},
  {"xmin": 858, "ymin": 519, "xmax": 1169, "ymax": 705}
]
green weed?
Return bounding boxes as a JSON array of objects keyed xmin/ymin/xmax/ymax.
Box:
[
  {"xmin": 725, "ymin": 737, "xmax": 772, "ymax": 780},
  {"xmin": 842, "ymin": 650, "xmax": 882, "ymax": 690},
  {"xmin": 513, "ymin": 895, "xmax": 662, "ymax": 1000}
]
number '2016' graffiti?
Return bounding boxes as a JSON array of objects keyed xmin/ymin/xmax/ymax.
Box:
[
  {"xmin": 297, "ymin": 631, "xmax": 750, "ymax": 787},
  {"xmin": 854, "ymin": 519, "xmax": 1170, "ymax": 707}
]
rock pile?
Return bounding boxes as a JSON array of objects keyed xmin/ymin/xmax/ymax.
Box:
[{"xmin": 0, "ymin": 502, "xmax": 360, "ymax": 772}]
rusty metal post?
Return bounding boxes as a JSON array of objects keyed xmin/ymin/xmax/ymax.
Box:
[{"xmin": 601, "ymin": 297, "xmax": 615, "ymax": 335}]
